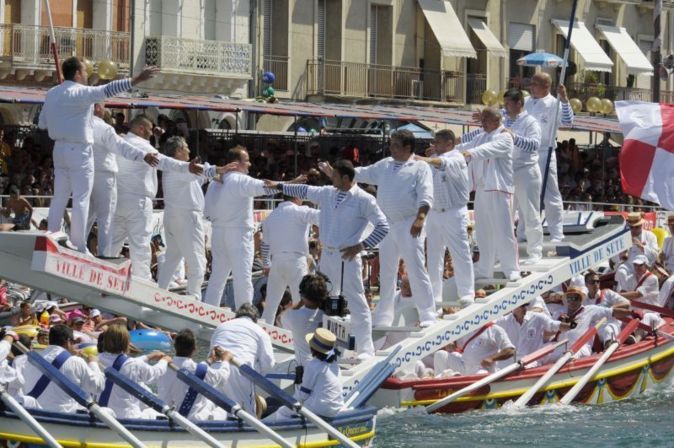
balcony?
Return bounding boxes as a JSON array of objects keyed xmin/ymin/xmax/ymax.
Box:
[
  {"xmin": 263, "ymin": 55, "xmax": 289, "ymax": 92},
  {"xmin": 0, "ymin": 24, "xmax": 129, "ymax": 74},
  {"xmin": 144, "ymin": 36, "xmax": 251, "ymax": 79},
  {"xmin": 306, "ymin": 59, "xmax": 465, "ymax": 103}
]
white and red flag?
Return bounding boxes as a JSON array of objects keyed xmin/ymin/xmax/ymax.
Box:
[{"xmin": 615, "ymin": 101, "xmax": 674, "ymax": 210}]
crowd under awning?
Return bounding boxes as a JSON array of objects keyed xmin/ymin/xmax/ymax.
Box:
[
  {"xmin": 467, "ymin": 18, "xmax": 507, "ymax": 58},
  {"xmin": 0, "ymin": 85, "xmax": 622, "ymax": 134},
  {"xmin": 552, "ymin": 19, "xmax": 614, "ymax": 72},
  {"xmin": 417, "ymin": 0, "xmax": 477, "ymax": 58},
  {"xmin": 596, "ymin": 25, "xmax": 653, "ymax": 75}
]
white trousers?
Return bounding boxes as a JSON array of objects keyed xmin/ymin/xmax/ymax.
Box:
[
  {"xmin": 376, "ymin": 217, "xmax": 437, "ymax": 326},
  {"xmin": 320, "ymin": 248, "xmax": 374, "ymax": 356},
  {"xmin": 157, "ymin": 210, "xmax": 206, "ymax": 298},
  {"xmin": 205, "ymin": 226, "xmax": 254, "ymax": 308},
  {"xmin": 48, "ymin": 142, "xmax": 94, "ymax": 253},
  {"xmin": 261, "ymin": 254, "xmax": 307, "ymax": 325},
  {"xmin": 426, "ymin": 206, "xmax": 475, "ymax": 301},
  {"xmin": 87, "ymin": 171, "xmax": 117, "ymax": 257},
  {"xmin": 110, "ymin": 193, "xmax": 153, "ymax": 281},
  {"xmin": 538, "ymin": 150, "xmax": 565, "ymax": 241},
  {"xmin": 513, "ymin": 164, "xmax": 544, "ymax": 259},
  {"xmin": 474, "ymin": 190, "xmax": 519, "ymax": 279},
  {"xmin": 433, "ymin": 351, "xmax": 488, "ymax": 376}
]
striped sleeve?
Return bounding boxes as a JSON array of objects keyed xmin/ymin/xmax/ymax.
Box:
[
  {"xmin": 103, "ymin": 78, "xmax": 133, "ymax": 98},
  {"xmin": 460, "ymin": 128, "xmax": 482, "ymax": 144},
  {"xmin": 203, "ymin": 163, "xmax": 217, "ymax": 180},
  {"xmin": 362, "ymin": 221, "xmax": 389, "ymax": 249},
  {"xmin": 560, "ymin": 102, "xmax": 574, "ymax": 126},
  {"xmin": 260, "ymin": 241, "xmax": 271, "ymax": 268},
  {"xmin": 282, "ymin": 184, "xmax": 309, "ymax": 199},
  {"xmin": 514, "ymin": 135, "xmax": 538, "ymax": 153}
]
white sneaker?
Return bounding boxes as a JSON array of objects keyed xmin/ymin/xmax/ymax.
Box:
[
  {"xmin": 508, "ymin": 271, "xmax": 522, "ymax": 282},
  {"xmin": 550, "ymin": 238, "xmax": 564, "ymax": 243},
  {"xmin": 419, "ymin": 319, "xmax": 437, "ymax": 328},
  {"xmin": 458, "ymin": 295, "xmax": 475, "ymax": 308},
  {"xmin": 521, "ymin": 255, "xmax": 542, "ymax": 266}
]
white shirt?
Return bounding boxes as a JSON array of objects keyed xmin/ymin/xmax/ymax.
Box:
[
  {"xmin": 38, "ymin": 79, "xmax": 132, "ymax": 144},
  {"xmin": 204, "ymin": 171, "xmax": 270, "ymax": 229},
  {"xmin": 355, "ymin": 156, "xmax": 433, "ymax": 223},
  {"xmin": 157, "ymin": 356, "xmax": 230, "ymax": 421},
  {"xmin": 657, "ymin": 275, "xmax": 674, "ymax": 308},
  {"xmin": 552, "ymin": 305, "xmax": 613, "ymax": 353},
  {"xmin": 662, "ymin": 235, "xmax": 674, "ymax": 273},
  {"xmin": 0, "ymin": 339, "xmax": 9, "ymax": 363},
  {"xmin": 635, "ymin": 272, "xmax": 660, "ymax": 306},
  {"xmin": 162, "ymin": 163, "xmax": 216, "ymax": 213},
  {"xmin": 585, "ymin": 288, "xmax": 629, "ymax": 308},
  {"xmin": 430, "ymin": 150, "xmax": 469, "ymax": 210},
  {"xmin": 98, "ymin": 352, "xmax": 167, "ymax": 419},
  {"xmin": 458, "ymin": 126, "xmax": 514, "ymax": 193},
  {"xmin": 22, "ymin": 345, "xmax": 105, "ymax": 413},
  {"xmin": 116, "ymin": 132, "xmax": 191, "ymax": 198},
  {"xmin": 628, "ymin": 230, "xmax": 659, "ymax": 265},
  {"xmin": 495, "ymin": 312, "xmax": 560, "ymax": 359},
  {"xmin": 209, "ymin": 317, "xmax": 275, "ymax": 372},
  {"xmin": 92, "ymin": 116, "xmax": 146, "ymax": 173},
  {"xmin": 296, "ymin": 358, "xmax": 343, "ymax": 417},
  {"xmin": 454, "ymin": 324, "xmax": 515, "ymax": 375},
  {"xmin": 281, "ymin": 307, "xmax": 324, "ymax": 365},
  {"xmin": 524, "ymin": 93, "xmax": 574, "ymax": 150},
  {"xmin": 503, "ymin": 111, "xmax": 542, "ymax": 170},
  {"xmin": 7, "ymin": 354, "xmax": 28, "ymax": 398},
  {"xmin": 262, "ymin": 202, "xmax": 320, "ymax": 261}
]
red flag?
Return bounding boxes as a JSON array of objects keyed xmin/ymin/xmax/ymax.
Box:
[{"xmin": 615, "ymin": 101, "xmax": 674, "ymax": 211}]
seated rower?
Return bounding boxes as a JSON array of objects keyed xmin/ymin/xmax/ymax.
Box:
[
  {"xmin": 266, "ymin": 328, "xmax": 344, "ymax": 421},
  {"xmin": 433, "ymin": 321, "xmax": 515, "ymax": 377},
  {"xmin": 621, "ymin": 255, "xmax": 659, "ymax": 309},
  {"xmin": 98, "ymin": 325, "xmax": 172, "ymax": 419},
  {"xmin": 584, "ymin": 270, "xmax": 630, "ymax": 346},
  {"xmin": 158, "ymin": 329, "xmax": 232, "ymax": 421},
  {"xmin": 21, "ymin": 324, "xmax": 105, "ymax": 412}
]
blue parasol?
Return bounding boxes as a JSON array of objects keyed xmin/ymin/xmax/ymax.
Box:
[{"xmin": 517, "ymin": 51, "xmax": 567, "ymax": 68}]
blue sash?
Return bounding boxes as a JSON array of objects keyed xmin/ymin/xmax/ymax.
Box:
[
  {"xmin": 178, "ymin": 362, "xmax": 208, "ymax": 416},
  {"xmin": 27, "ymin": 350, "xmax": 71, "ymax": 399},
  {"xmin": 98, "ymin": 354, "xmax": 128, "ymax": 406}
]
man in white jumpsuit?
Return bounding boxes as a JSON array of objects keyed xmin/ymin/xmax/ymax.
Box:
[
  {"xmin": 459, "ymin": 108, "xmax": 520, "ymax": 281},
  {"xmin": 354, "ymin": 130, "xmax": 437, "ymax": 328},
  {"xmin": 260, "ymin": 196, "xmax": 320, "ymax": 324},
  {"xmin": 203, "ymin": 146, "xmax": 276, "ymax": 308},
  {"xmin": 268, "ymin": 159, "xmax": 389, "ymax": 359},
  {"xmin": 87, "ymin": 103, "xmax": 156, "ymax": 257},
  {"xmin": 110, "ymin": 116, "xmax": 203, "ymax": 280},
  {"xmin": 209, "ymin": 304, "xmax": 274, "ymax": 414},
  {"xmin": 659, "ymin": 215, "xmax": 674, "ymax": 273},
  {"xmin": 38, "ymin": 56, "xmax": 159, "ymax": 253},
  {"xmin": 525, "ymin": 72, "xmax": 574, "ymax": 242},
  {"xmin": 414, "ymin": 129, "xmax": 475, "ymax": 307},
  {"xmin": 615, "ymin": 213, "xmax": 660, "ymax": 291},
  {"xmin": 157, "ymin": 136, "xmax": 227, "ymax": 298}
]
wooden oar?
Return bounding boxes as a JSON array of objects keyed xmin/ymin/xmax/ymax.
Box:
[
  {"xmin": 104, "ymin": 368, "xmax": 226, "ymax": 448},
  {"xmin": 167, "ymin": 362, "xmax": 293, "ymax": 448},
  {"xmin": 228, "ymin": 358, "xmax": 360, "ymax": 448},
  {"xmin": 14, "ymin": 342, "xmax": 147, "ymax": 448},
  {"xmin": 560, "ymin": 318, "xmax": 640, "ymax": 405},
  {"xmin": 426, "ymin": 339, "xmax": 568, "ymax": 413},
  {"xmin": 0, "ymin": 384, "xmax": 62, "ymax": 448},
  {"xmin": 630, "ymin": 300, "xmax": 674, "ymax": 318},
  {"xmin": 513, "ymin": 317, "xmax": 607, "ymax": 408}
]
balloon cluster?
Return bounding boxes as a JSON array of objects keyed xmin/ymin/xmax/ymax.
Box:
[
  {"xmin": 97, "ymin": 59, "xmax": 118, "ymax": 80},
  {"xmin": 585, "ymin": 96, "xmax": 614, "ymax": 115},
  {"xmin": 258, "ymin": 71, "xmax": 276, "ymax": 103}
]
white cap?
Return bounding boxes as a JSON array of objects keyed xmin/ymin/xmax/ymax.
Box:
[
  {"xmin": 633, "ymin": 255, "xmax": 649, "ymax": 265},
  {"xmin": 90, "ymin": 309, "xmax": 101, "ymax": 318}
]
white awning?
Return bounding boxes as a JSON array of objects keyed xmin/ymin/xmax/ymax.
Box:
[
  {"xmin": 596, "ymin": 24, "xmax": 653, "ymax": 75},
  {"xmin": 551, "ymin": 19, "xmax": 613, "ymax": 72},
  {"xmin": 468, "ymin": 18, "xmax": 507, "ymax": 58},
  {"xmin": 418, "ymin": 0, "xmax": 476, "ymax": 58}
]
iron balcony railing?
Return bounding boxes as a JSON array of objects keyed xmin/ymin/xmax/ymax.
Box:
[{"xmin": 262, "ymin": 55, "xmax": 289, "ymax": 91}]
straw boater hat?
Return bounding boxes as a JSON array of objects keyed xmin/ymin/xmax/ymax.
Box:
[
  {"xmin": 305, "ymin": 328, "xmax": 337, "ymax": 355},
  {"xmin": 626, "ymin": 212, "xmax": 644, "ymax": 227},
  {"xmin": 565, "ymin": 287, "xmax": 587, "ymax": 300}
]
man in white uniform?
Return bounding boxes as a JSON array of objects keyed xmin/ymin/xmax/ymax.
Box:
[
  {"xmin": 38, "ymin": 57, "xmax": 158, "ymax": 253},
  {"xmin": 458, "ymin": 108, "xmax": 520, "ymax": 281},
  {"xmin": 584, "ymin": 271, "xmax": 629, "ymax": 346},
  {"xmin": 269, "ymin": 160, "xmax": 389, "ymax": 359},
  {"xmin": 260, "ymin": 196, "xmax": 320, "ymax": 324},
  {"xmin": 157, "ymin": 136, "xmax": 226, "ymax": 297},
  {"xmin": 110, "ymin": 116, "xmax": 203, "ymax": 280},
  {"xmin": 525, "ymin": 72, "xmax": 574, "ymax": 242},
  {"xmin": 621, "ymin": 255, "xmax": 660, "ymax": 308},
  {"xmin": 353, "ymin": 130, "xmax": 437, "ymax": 328},
  {"xmin": 415, "ymin": 129, "xmax": 475, "ymax": 307},
  {"xmin": 209, "ymin": 304, "xmax": 275, "ymax": 414},
  {"xmin": 625, "ymin": 213, "xmax": 659, "ymax": 265},
  {"xmin": 659, "ymin": 215, "xmax": 674, "ymax": 273},
  {"xmin": 87, "ymin": 103, "xmax": 157, "ymax": 257},
  {"xmin": 204, "ymin": 146, "xmax": 278, "ymax": 307}
]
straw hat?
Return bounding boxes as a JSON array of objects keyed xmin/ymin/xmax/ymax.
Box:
[
  {"xmin": 305, "ymin": 328, "xmax": 337, "ymax": 355},
  {"xmin": 626, "ymin": 212, "xmax": 644, "ymax": 227},
  {"xmin": 565, "ymin": 287, "xmax": 587, "ymax": 300}
]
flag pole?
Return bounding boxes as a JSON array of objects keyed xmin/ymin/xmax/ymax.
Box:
[
  {"xmin": 42, "ymin": 0, "xmax": 63, "ymax": 83},
  {"xmin": 653, "ymin": 0, "xmax": 663, "ymax": 103},
  {"xmin": 540, "ymin": 0, "xmax": 579, "ymax": 213}
]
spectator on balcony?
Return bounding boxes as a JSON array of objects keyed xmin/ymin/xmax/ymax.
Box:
[{"xmin": 38, "ymin": 56, "xmax": 160, "ymax": 253}]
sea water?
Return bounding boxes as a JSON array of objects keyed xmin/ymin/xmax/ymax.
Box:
[{"xmin": 373, "ymin": 381, "xmax": 674, "ymax": 447}]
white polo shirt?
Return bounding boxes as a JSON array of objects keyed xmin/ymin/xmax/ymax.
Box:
[
  {"xmin": 495, "ymin": 311, "xmax": 560, "ymax": 359},
  {"xmin": 204, "ymin": 171, "xmax": 272, "ymax": 229},
  {"xmin": 430, "ymin": 150, "xmax": 469, "ymax": 210}
]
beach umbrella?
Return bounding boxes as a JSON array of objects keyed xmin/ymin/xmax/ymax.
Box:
[{"xmin": 517, "ymin": 51, "xmax": 567, "ymax": 68}]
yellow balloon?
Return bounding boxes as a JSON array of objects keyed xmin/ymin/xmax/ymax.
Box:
[
  {"xmin": 482, "ymin": 89, "xmax": 498, "ymax": 106},
  {"xmin": 97, "ymin": 59, "xmax": 118, "ymax": 80},
  {"xmin": 586, "ymin": 96, "xmax": 601, "ymax": 113},
  {"xmin": 498, "ymin": 90, "xmax": 506, "ymax": 106},
  {"xmin": 600, "ymin": 98, "xmax": 614, "ymax": 115},
  {"xmin": 82, "ymin": 58, "xmax": 94, "ymax": 77},
  {"xmin": 569, "ymin": 98, "xmax": 583, "ymax": 114}
]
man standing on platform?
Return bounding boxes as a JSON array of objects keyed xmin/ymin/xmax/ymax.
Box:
[
  {"xmin": 38, "ymin": 56, "xmax": 159, "ymax": 253},
  {"xmin": 352, "ymin": 130, "xmax": 437, "ymax": 328},
  {"xmin": 525, "ymin": 72, "xmax": 574, "ymax": 243},
  {"xmin": 267, "ymin": 160, "xmax": 389, "ymax": 360},
  {"xmin": 414, "ymin": 129, "xmax": 475, "ymax": 307}
]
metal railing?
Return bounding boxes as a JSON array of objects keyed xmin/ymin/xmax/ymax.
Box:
[
  {"xmin": 0, "ymin": 24, "xmax": 129, "ymax": 69},
  {"xmin": 262, "ymin": 55, "xmax": 289, "ymax": 91},
  {"xmin": 306, "ymin": 59, "xmax": 465, "ymax": 102},
  {"xmin": 144, "ymin": 36, "xmax": 252, "ymax": 78},
  {"xmin": 465, "ymin": 73, "xmax": 487, "ymax": 104}
]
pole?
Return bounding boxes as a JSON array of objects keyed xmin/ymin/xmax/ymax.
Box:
[
  {"xmin": 0, "ymin": 386, "xmax": 63, "ymax": 448},
  {"xmin": 42, "ymin": 0, "xmax": 63, "ymax": 83},
  {"xmin": 540, "ymin": 0, "xmax": 579, "ymax": 212},
  {"xmin": 653, "ymin": 0, "xmax": 663, "ymax": 103},
  {"xmin": 293, "ymin": 115, "xmax": 298, "ymax": 176}
]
